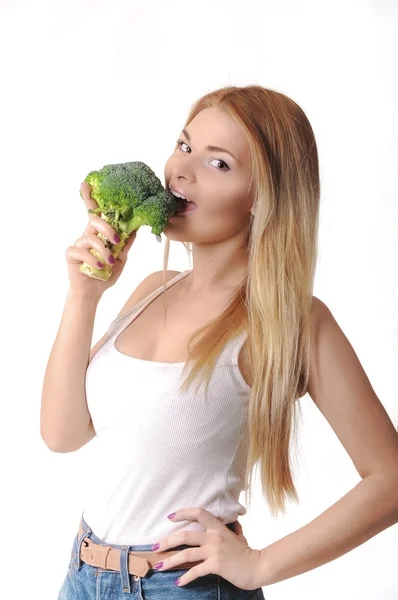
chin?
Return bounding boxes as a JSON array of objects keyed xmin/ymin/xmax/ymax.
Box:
[
  {"xmin": 162, "ymin": 225, "xmax": 193, "ymax": 243},
  {"xmin": 163, "ymin": 232, "xmax": 191, "ymax": 242}
]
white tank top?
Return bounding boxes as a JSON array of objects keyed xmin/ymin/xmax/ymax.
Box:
[{"xmin": 82, "ymin": 270, "xmax": 252, "ymax": 545}]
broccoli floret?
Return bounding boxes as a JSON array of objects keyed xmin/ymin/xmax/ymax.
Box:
[{"xmin": 78, "ymin": 161, "xmax": 177, "ymax": 282}]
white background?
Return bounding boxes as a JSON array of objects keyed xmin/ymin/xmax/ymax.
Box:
[{"xmin": 1, "ymin": 1, "xmax": 397, "ymax": 598}]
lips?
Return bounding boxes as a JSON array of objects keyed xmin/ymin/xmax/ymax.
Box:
[
  {"xmin": 167, "ymin": 183, "xmax": 198, "ymax": 215},
  {"xmin": 169, "ymin": 184, "xmax": 197, "ymax": 205},
  {"xmin": 169, "ymin": 183, "xmax": 190, "ymax": 200}
]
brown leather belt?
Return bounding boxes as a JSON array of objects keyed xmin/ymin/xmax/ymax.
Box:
[{"xmin": 78, "ymin": 517, "xmax": 203, "ymax": 577}]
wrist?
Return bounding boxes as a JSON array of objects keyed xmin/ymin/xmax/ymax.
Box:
[
  {"xmin": 254, "ymin": 547, "xmax": 274, "ymax": 588},
  {"xmin": 66, "ymin": 290, "xmax": 103, "ymax": 305}
]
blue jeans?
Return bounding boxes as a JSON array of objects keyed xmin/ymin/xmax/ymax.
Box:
[{"xmin": 58, "ymin": 513, "xmax": 265, "ymax": 599}]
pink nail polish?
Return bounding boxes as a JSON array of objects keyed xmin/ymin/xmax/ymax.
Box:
[{"xmin": 167, "ymin": 512, "xmax": 176, "ymax": 519}]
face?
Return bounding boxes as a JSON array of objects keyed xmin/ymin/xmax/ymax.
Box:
[{"xmin": 164, "ymin": 107, "xmax": 253, "ymax": 242}]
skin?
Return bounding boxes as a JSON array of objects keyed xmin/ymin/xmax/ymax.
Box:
[{"xmin": 163, "ymin": 107, "xmax": 254, "ymax": 294}]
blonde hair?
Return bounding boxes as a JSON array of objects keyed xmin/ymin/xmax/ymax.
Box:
[{"xmin": 161, "ymin": 85, "xmax": 320, "ymax": 518}]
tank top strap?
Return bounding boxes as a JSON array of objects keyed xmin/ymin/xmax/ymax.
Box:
[
  {"xmin": 106, "ymin": 270, "xmax": 191, "ymax": 339},
  {"xmin": 105, "ymin": 271, "xmax": 248, "ymax": 367}
]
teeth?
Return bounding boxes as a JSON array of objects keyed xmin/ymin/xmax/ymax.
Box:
[{"xmin": 169, "ymin": 186, "xmax": 191, "ymax": 202}]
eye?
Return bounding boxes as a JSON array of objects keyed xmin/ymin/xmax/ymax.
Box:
[{"xmin": 175, "ymin": 139, "xmax": 230, "ymax": 171}]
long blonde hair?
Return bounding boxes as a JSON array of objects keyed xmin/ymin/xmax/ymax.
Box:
[{"xmin": 161, "ymin": 85, "xmax": 320, "ymax": 518}]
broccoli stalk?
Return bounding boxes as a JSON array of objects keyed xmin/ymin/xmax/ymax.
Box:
[{"xmin": 79, "ymin": 161, "xmax": 178, "ymax": 282}]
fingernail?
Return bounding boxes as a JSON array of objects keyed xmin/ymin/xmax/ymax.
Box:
[
  {"xmin": 154, "ymin": 561, "xmax": 163, "ymax": 569},
  {"xmin": 108, "ymin": 255, "xmax": 116, "ymax": 264},
  {"xmin": 167, "ymin": 513, "xmax": 176, "ymax": 519},
  {"xmin": 174, "ymin": 578, "xmax": 180, "ymax": 586},
  {"xmin": 151, "ymin": 543, "xmax": 160, "ymax": 551},
  {"xmin": 97, "ymin": 261, "xmax": 104, "ymax": 269},
  {"xmin": 114, "ymin": 233, "xmax": 120, "ymax": 243}
]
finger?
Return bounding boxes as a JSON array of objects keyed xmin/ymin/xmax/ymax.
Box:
[
  {"xmin": 157, "ymin": 531, "xmax": 206, "ymax": 553},
  {"xmin": 155, "ymin": 546, "xmax": 204, "ymax": 573},
  {"xmin": 80, "ymin": 181, "xmax": 99, "ymax": 212},
  {"xmin": 74, "ymin": 234, "xmax": 116, "ymax": 266},
  {"xmin": 174, "ymin": 561, "xmax": 214, "ymax": 587},
  {"xmin": 169, "ymin": 507, "xmax": 217, "ymax": 531},
  {"xmin": 66, "ymin": 245, "xmax": 105, "ymax": 271},
  {"xmin": 82, "ymin": 212, "xmax": 122, "ymax": 246}
]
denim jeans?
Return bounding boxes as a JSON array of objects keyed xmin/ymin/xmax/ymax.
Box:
[{"xmin": 58, "ymin": 513, "xmax": 265, "ymax": 599}]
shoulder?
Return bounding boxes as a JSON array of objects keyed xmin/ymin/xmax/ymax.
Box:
[
  {"xmin": 310, "ymin": 295, "xmax": 334, "ymax": 338},
  {"xmin": 132, "ymin": 270, "xmax": 182, "ymax": 304},
  {"xmin": 307, "ymin": 294, "xmax": 354, "ymax": 404},
  {"xmin": 309, "ymin": 295, "xmax": 334, "ymax": 359},
  {"xmin": 151, "ymin": 270, "xmax": 182, "ymax": 285},
  {"xmin": 312, "ymin": 296, "xmax": 329, "ymax": 317},
  {"xmin": 118, "ymin": 270, "xmax": 182, "ymax": 318}
]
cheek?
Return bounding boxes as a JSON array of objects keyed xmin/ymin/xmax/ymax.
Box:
[{"xmin": 215, "ymin": 195, "xmax": 246, "ymax": 216}]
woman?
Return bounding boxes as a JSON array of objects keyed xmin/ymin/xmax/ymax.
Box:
[{"xmin": 42, "ymin": 85, "xmax": 398, "ymax": 599}]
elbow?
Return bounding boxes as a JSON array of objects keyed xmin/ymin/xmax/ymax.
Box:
[
  {"xmin": 40, "ymin": 429, "xmax": 76, "ymax": 453},
  {"xmin": 40, "ymin": 433, "xmax": 70, "ymax": 453},
  {"xmin": 40, "ymin": 424, "xmax": 96, "ymax": 453}
]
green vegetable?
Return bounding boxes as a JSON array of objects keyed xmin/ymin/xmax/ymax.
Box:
[{"xmin": 79, "ymin": 161, "xmax": 177, "ymax": 281}]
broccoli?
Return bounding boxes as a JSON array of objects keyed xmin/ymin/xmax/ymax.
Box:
[{"xmin": 78, "ymin": 161, "xmax": 177, "ymax": 282}]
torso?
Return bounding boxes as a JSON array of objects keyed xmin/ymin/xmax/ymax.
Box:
[{"xmin": 115, "ymin": 272, "xmax": 253, "ymax": 388}]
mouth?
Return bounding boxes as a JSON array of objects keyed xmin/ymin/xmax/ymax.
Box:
[
  {"xmin": 169, "ymin": 199, "xmax": 198, "ymax": 220},
  {"xmin": 168, "ymin": 184, "xmax": 197, "ymax": 214},
  {"xmin": 175, "ymin": 198, "xmax": 197, "ymax": 213}
]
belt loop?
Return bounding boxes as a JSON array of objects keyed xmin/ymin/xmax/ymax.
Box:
[
  {"xmin": 75, "ymin": 517, "xmax": 92, "ymax": 572},
  {"xmin": 120, "ymin": 546, "xmax": 131, "ymax": 594}
]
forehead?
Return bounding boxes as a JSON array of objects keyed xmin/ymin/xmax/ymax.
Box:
[{"xmin": 186, "ymin": 107, "xmax": 250, "ymax": 165}]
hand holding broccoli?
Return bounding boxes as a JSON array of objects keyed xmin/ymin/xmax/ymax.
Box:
[
  {"xmin": 77, "ymin": 161, "xmax": 177, "ymax": 282},
  {"xmin": 65, "ymin": 182, "xmax": 138, "ymax": 299},
  {"xmin": 65, "ymin": 161, "xmax": 178, "ymax": 298}
]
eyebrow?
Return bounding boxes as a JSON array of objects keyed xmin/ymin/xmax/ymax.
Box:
[{"xmin": 181, "ymin": 128, "xmax": 238, "ymax": 163}]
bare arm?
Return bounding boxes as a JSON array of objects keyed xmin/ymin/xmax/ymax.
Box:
[
  {"xmin": 40, "ymin": 292, "xmax": 101, "ymax": 453},
  {"xmin": 255, "ymin": 299, "xmax": 398, "ymax": 587},
  {"xmin": 40, "ymin": 271, "xmax": 181, "ymax": 453}
]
